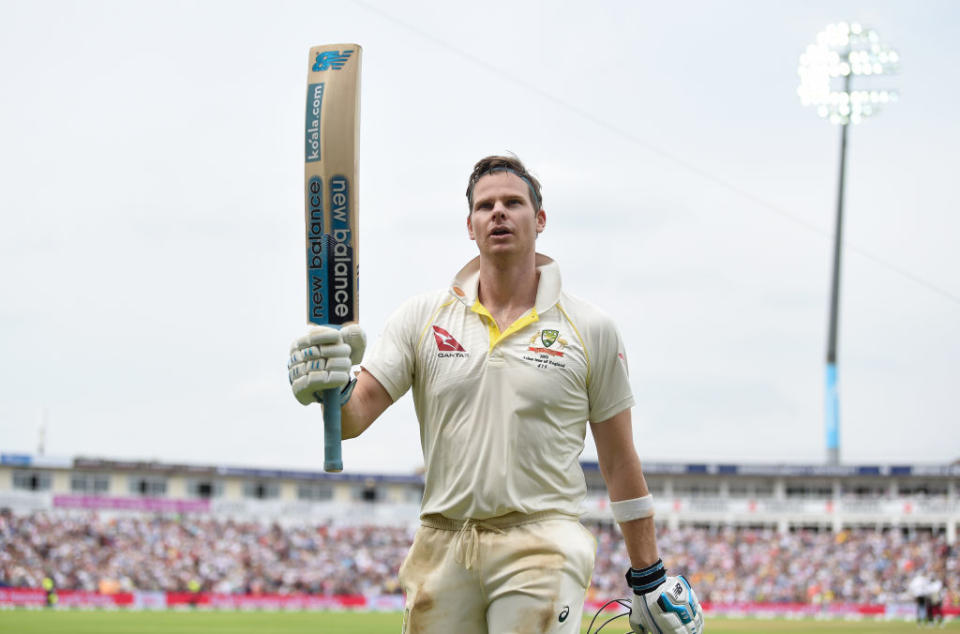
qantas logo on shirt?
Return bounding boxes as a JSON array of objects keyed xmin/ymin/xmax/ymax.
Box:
[{"xmin": 432, "ymin": 325, "xmax": 469, "ymax": 358}]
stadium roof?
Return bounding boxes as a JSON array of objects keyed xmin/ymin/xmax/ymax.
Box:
[
  {"xmin": 580, "ymin": 461, "xmax": 960, "ymax": 477},
  {"xmin": 4, "ymin": 452, "xmax": 959, "ymax": 480}
]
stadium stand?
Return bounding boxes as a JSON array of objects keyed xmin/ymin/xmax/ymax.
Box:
[
  {"xmin": 0, "ymin": 510, "xmax": 955, "ymax": 602},
  {"xmin": 1, "ymin": 453, "xmax": 957, "ymax": 616}
]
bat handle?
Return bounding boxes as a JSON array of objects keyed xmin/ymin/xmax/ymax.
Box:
[{"xmin": 322, "ymin": 388, "xmax": 343, "ymax": 472}]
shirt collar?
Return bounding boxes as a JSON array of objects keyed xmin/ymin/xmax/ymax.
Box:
[{"xmin": 450, "ymin": 253, "xmax": 562, "ymax": 313}]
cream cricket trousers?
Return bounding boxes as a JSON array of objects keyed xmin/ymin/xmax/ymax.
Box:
[{"xmin": 398, "ymin": 512, "xmax": 597, "ymax": 634}]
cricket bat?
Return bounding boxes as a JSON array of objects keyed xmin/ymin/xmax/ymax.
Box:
[{"xmin": 304, "ymin": 43, "xmax": 361, "ymax": 473}]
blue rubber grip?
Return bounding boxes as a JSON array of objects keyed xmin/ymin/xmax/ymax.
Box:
[{"xmin": 322, "ymin": 388, "xmax": 343, "ymax": 472}]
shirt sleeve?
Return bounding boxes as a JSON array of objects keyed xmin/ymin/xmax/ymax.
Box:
[
  {"xmin": 361, "ymin": 296, "xmax": 424, "ymax": 402},
  {"xmin": 586, "ymin": 316, "xmax": 635, "ymax": 423}
]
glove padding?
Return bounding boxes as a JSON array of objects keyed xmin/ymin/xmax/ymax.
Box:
[
  {"xmin": 629, "ymin": 575, "xmax": 703, "ymax": 634},
  {"xmin": 288, "ymin": 325, "xmax": 366, "ymax": 405}
]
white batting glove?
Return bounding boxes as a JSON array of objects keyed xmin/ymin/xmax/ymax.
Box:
[
  {"xmin": 339, "ymin": 324, "xmax": 366, "ymax": 365},
  {"xmin": 627, "ymin": 561, "xmax": 703, "ymax": 634},
  {"xmin": 287, "ymin": 325, "xmax": 366, "ymax": 406}
]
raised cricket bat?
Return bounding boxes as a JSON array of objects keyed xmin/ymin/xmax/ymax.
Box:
[{"xmin": 304, "ymin": 44, "xmax": 361, "ymax": 472}]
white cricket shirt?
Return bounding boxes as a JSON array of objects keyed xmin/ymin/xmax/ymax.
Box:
[{"xmin": 363, "ymin": 254, "xmax": 635, "ymax": 520}]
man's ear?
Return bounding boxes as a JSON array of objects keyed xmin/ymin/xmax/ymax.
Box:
[
  {"xmin": 467, "ymin": 213, "xmax": 476, "ymax": 240},
  {"xmin": 536, "ymin": 208, "xmax": 546, "ymax": 235}
]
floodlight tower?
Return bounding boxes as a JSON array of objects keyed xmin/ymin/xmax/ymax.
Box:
[{"xmin": 797, "ymin": 22, "xmax": 899, "ymax": 465}]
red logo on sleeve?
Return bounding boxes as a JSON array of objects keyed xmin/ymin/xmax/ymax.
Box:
[{"xmin": 432, "ymin": 325, "xmax": 466, "ymax": 352}]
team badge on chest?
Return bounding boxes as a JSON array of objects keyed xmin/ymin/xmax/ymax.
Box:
[
  {"xmin": 523, "ymin": 329, "xmax": 568, "ymax": 369},
  {"xmin": 528, "ymin": 329, "xmax": 566, "ymax": 357}
]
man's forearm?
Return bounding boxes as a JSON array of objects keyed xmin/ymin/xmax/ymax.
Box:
[
  {"xmin": 340, "ymin": 369, "xmax": 392, "ymax": 439},
  {"xmin": 340, "ymin": 397, "xmax": 366, "ymax": 439},
  {"xmin": 590, "ymin": 411, "xmax": 663, "ymax": 569},
  {"xmin": 607, "ymin": 462, "xmax": 660, "ymax": 567},
  {"xmin": 619, "ymin": 516, "xmax": 660, "ymax": 569}
]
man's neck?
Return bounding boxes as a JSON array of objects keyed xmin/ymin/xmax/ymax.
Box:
[{"xmin": 476, "ymin": 253, "xmax": 539, "ymax": 330}]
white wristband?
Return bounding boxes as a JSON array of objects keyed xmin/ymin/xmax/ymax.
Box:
[{"xmin": 611, "ymin": 494, "xmax": 655, "ymax": 522}]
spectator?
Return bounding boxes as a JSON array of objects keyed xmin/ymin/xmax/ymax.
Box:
[{"xmin": 1, "ymin": 510, "xmax": 956, "ymax": 608}]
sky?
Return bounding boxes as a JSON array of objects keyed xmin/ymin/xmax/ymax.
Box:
[{"xmin": 1, "ymin": 0, "xmax": 957, "ymax": 475}]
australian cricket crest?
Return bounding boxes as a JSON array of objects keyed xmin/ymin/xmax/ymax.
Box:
[
  {"xmin": 523, "ymin": 328, "xmax": 568, "ymax": 369},
  {"xmin": 529, "ymin": 329, "xmax": 565, "ymax": 356},
  {"xmin": 540, "ymin": 329, "xmax": 559, "ymax": 348}
]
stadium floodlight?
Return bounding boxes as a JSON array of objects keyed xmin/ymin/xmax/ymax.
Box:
[
  {"xmin": 797, "ymin": 23, "xmax": 898, "ymax": 466},
  {"xmin": 798, "ymin": 22, "xmax": 899, "ymax": 126}
]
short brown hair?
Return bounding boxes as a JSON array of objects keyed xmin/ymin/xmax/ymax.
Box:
[{"xmin": 465, "ymin": 155, "xmax": 543, "ymax": 213}]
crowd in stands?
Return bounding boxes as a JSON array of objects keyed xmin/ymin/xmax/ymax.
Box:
[
  {"xmin": 588, "ymin": 523, "xmax": 957, "ymax": 606},
  {"xmin": 0, "ymin": 511, "xmax": 407, "ymax": 596},
  {"xmin": 1, "ymin": 509, "xmax": 956, "ymax": 607}
]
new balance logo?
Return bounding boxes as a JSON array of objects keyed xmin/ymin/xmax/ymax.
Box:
[
  {"xmin": 432, "ymin": 325, "xmax": 466, "ymax": 352},
  {"xmin": 312, "ymin": 50, "xmax": 353, "ymax": 71}
]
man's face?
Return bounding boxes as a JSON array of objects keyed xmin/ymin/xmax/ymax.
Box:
[{"xmin": 467, "ymin": 171, "xmax": 545, "ymax": 259}]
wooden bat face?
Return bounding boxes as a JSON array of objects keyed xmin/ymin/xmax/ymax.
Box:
[{"xmin": 305, "ymin": 44, "xmax": 361, "ymax": 328}]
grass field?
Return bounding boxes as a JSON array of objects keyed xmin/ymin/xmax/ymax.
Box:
[{"xmin": 1, "ymin": 610, "xmax": 955, "ymax": 634}]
